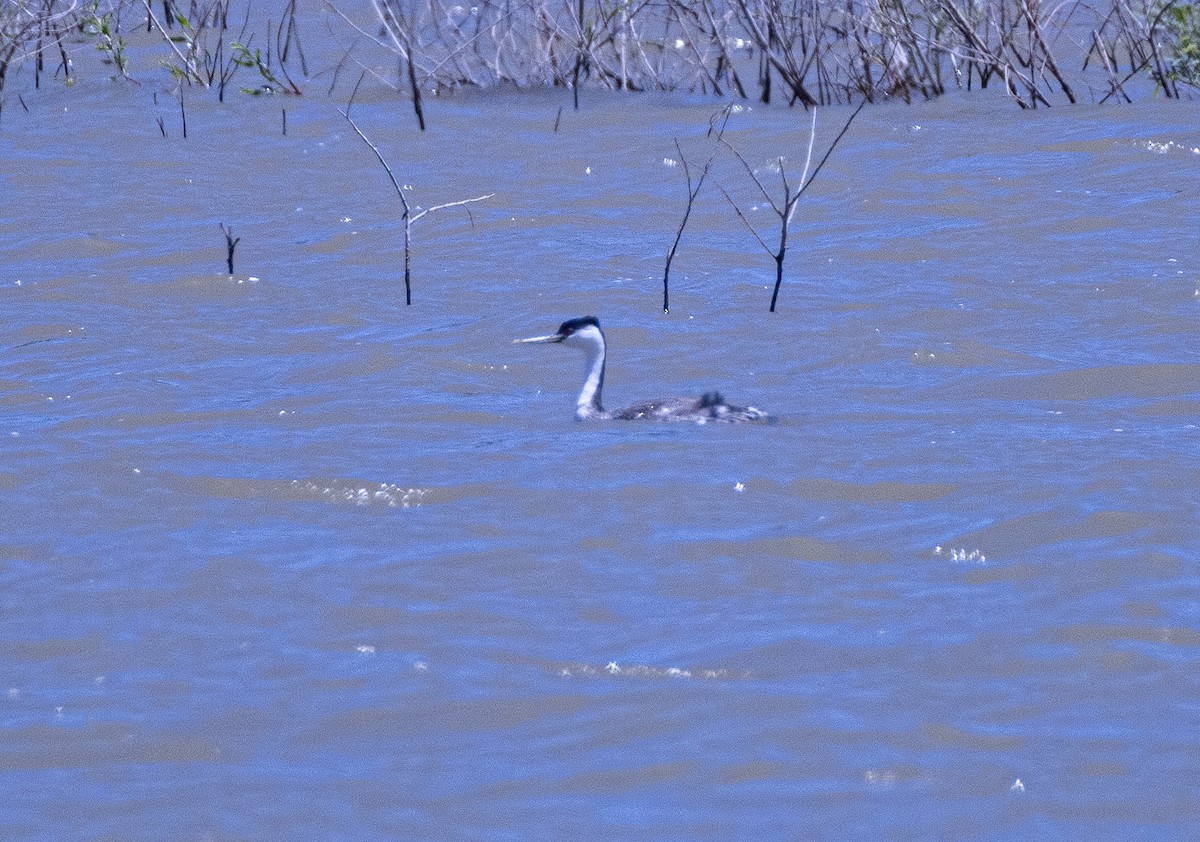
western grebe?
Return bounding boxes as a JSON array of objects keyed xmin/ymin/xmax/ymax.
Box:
[{"xmin": 514, "ymin": 316, "xmax": 770, "ymax": 423}]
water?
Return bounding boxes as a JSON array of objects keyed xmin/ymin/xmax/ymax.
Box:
[{"xmin": 2, "ymin": 62, "xmax": 1200, "ymax": 839}]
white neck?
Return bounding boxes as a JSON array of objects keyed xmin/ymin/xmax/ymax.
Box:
[{"xmin": 571, "ymin": 326, "xmax": 606, "ymax": 420}]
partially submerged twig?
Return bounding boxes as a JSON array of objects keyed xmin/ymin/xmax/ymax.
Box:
[
  {"xmin": 662, "ymin": 138, "xmax": 715, "ymax": 314},
  {"xmin": 365, "ymin": 0, "xmax": 426, "ymax": 129},
  {"xmin": 220, "ymin": 223, "xmax": 240, "ymax": 274},
  {"xmin": 660, "ymin": 104, "xmax": 734, "ymax": 313},
  {"xmin": 178, "ymin": 84, "xmax": 187, "ymax": 138},
  {"xmin": 719, "ymin": 102, "xmax": 864, "ymax": 312},
  {"xmin": 340, "ymin": 84, "xmax": 492, "ymax": 304},
  {"xmin": 406, "ymin": 45, "xmax": 425, "ymax": 130}
]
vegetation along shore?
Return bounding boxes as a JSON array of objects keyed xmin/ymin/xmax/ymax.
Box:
[{"xmin": 2, "ymin": 0, "xmax": 1199, "ymax": 111}]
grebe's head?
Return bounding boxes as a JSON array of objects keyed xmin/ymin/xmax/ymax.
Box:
[{"xmin": 514, "ymin": 316, "xmax": 604, "ymax": 350}]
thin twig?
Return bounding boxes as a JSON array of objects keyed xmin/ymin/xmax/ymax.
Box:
[
  {"xmin": 220, "ymin": 223, "xmax": 240, "ymax": 274},
  {"xmin": 141, "ymin": 0, "xmax": 208, "ymax": 87},
  {"xmin": 662, "ymin": 137, "xmax": 715, "ymax": 314},
  {"xmin": 717, "ymin": 103, "xmax": 862, "ymax": 312},
  {"xmin": 340, "ymin": 101, "xmax": 492, "ymax": 305},
  {"xmin": 717, "ymin": 182, "xmax": 772, "ymax": 255},
  {"xmin": 339, "ymin": 106, "xmax": 407, "ymax": 210},
  {"xmin": 720, "ymin": 137, "xmax": 783, "ymax": 216},
  {"xmin": 797, "ymin": 100, "xmax": 866, "ymax": 199},
  {"xmin": 409, "ymin": 194, "xmax": 495, "ymax": 226},
  {"xmin": 178, "ymin": 84, "xmax": 187, "ymax": 138}
]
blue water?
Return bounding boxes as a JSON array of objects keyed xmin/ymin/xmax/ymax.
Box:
[{"xmin": 2, "ymin": 71, "xmax": 1200, "ymax": 839}]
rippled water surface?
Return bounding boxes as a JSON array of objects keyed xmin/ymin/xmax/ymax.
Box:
[{"xmin": 3, "ymin": 63, "xmax": 1200, "ymax": 839}]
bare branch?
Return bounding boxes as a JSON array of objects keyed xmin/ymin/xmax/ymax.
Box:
[
  {"xmin": 798, "ymin": 100, "xmax": 866, "ymax": 199},
  {"xmin": 410, "ymin": 194, "xmax": 496, "ymax": 225},
  {"xmin": 662, "ymin": 137, "xmax": 716, "ymax": 313},
  {"xmin": 717, "ymin": 182, "xmax": 773, "ymax": 256},
  {"xmin": 719, "ymin": 135, "xmax": 782, "ymax": 216},
  {"xmin": 339, "ymin": 99, "xmax": 492, "ymax": 305},
  {"xmin": 338, "ymin": 106, "xmax": 409, "ymax": 216}
]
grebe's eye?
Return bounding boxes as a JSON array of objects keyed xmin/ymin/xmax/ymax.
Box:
[{"xmin": 561, "ymin": 328, "xmax": 573, "ymax": 336}]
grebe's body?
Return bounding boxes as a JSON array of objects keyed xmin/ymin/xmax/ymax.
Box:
[{"xmin": 515, "ymin": 317, "xmax": 769, "ymax": 424}]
